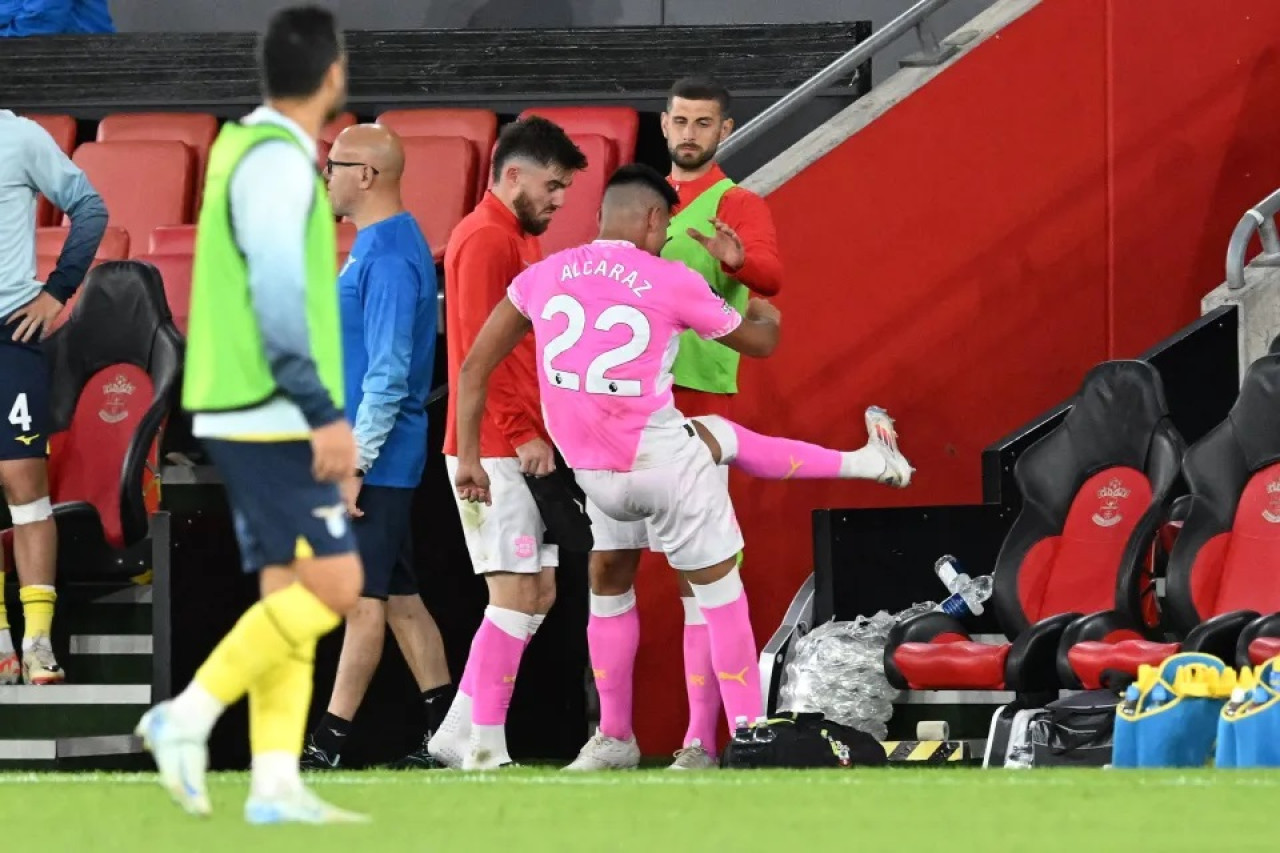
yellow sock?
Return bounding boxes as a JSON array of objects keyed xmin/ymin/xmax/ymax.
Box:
[
  {"xmin": 0, "ymin": 588, "xmax": 9, "ymax": 633},
  {"xmin": 194, "ymin": 582, "xmax": 340, "ymax": 705},
  {"xmin": 249, "ymin": 639, "xmax": 316, "ymax": 757},
  {"xmin": 19, "ymin": 585, "xmax": 55, "ymax": 641}
]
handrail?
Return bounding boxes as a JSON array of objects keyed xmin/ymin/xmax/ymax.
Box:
[
  {"xmin": 718, "ymin": 0, "xmax": 959, "ymax": 160},
  {"xmin": 1226, "ymin": 188, "xmax": 1280, "ymax": 290}
]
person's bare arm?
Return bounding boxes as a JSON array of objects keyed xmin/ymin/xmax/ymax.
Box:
[
  {"xmin": 455, "ymin": 298, "xmax": 535, "ymax": 503},
  {"xmin": 713, "ymin": 298, "xmax": 781, "ymax": 358}
]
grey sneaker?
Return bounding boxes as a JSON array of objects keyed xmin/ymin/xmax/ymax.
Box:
[{"xmin": 668, "ymin": 740, "xmax": 717, "ymax": 770}]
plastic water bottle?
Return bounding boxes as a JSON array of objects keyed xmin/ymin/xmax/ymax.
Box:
[
  {"xmin": 751, "ymin": 716, "xmax": 776, "ymax": 744},
  {"xmin": 933, "ymin": 555, "xmax": 994, "ymax": 616},
  {"xmin": 733, "ymin": 715, "xmax": 751, "ymax": 742}
]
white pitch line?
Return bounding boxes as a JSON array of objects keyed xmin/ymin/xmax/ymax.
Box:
[{"xmin": 0, "ymin": 771, "xmax": 1276, "ymax": 789}]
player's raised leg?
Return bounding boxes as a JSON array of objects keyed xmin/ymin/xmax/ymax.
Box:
[{"xmin": 693, "ymin": 406, "xmax": 913, "ymax": 487}]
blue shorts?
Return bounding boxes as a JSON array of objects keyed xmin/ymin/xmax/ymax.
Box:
[
  {"xmin": 354, "ymin": 485, "xmax": 418, "ymax": 599},
  {"xmin": 0, "ymin": 338, "xmax": 51, "ymax": 461},
  {"xmin": 202, "ymin": 438, "xmax": 357, "ymax": 574}
]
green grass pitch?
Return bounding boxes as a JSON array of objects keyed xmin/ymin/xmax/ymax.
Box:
[{"xmin": 0, "ymin": 767, "xmax": 1274, "ymax": 852}]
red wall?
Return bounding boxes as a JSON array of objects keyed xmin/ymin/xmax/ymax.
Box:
[{"xmin": 631, "ymin": 0, "xmax": 1280, "ymax": 754}]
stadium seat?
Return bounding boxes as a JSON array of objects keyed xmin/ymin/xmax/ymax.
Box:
[
  {"xmin": 22, "ymin": 113, "xmax": 77, "ymax": 226},
  {"xmin": 517, "ymin": 105, "xmax": 638, "ymax": 167},
  {"xmin": 377, "ymin": 108, "xmax": 497, "ymax": 204},
  {"xmin": 530, "ymin": 133, "xmax": 615, "ymax": 256},
  {"xmin": 0, "ymin": 262, "xmax": 182, "ymax": 578},
  {"xmin": 1064, "ymin": 353, "xmax": 1280, "ymax": 684},
  {"xmin": 320, "ymin": 112, "xmax": 357, "ymax": 146},
  {"xmin": 97, "ymin": 112, "xmax": 217, "ymax": 207},
  {"xmin": 401, "ymin": 136, "xmax": 476, "ymax": 261},
  {"xmin": 37, "ymin": 226, "xmax": 131, "ymax": 314},
  {"xmin": 37, "ymin": 224, "xmax": 130, "ymax": 266},
  {"xmin": 70, "ymin": 141, "xmax": 194, "ymax": 254},
  {"xmin": 135, "ymin": 254, "xmax": 193, "ymax": 335},
  {"xmin": 148, "ymin": 224, "xmax": 194, "ymax": 255},
  {"xmin": 883, "ymin": 361, "xmax": 1183, "ymax": 695}
]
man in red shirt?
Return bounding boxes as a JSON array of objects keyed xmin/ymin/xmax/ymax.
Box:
[
  {"xmin": 428, "ymin": 116, "xmax": 587, "ymax": 771},
  {"xmin": 568, "ymin": 77, "xmax": 785, "ymax": 772}
]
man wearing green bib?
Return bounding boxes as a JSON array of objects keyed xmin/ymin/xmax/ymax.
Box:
[
  {"xmin": 135, "ymin": 6, "xmax": 367, "ymax": 824},
  {"xmin": 658, "ymin": 76, "xmax": 784, "ymax": 769}
]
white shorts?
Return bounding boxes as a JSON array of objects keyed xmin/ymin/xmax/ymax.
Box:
[
  {"xmin": 445, "ymin": 456, "xmax": 559, "ymax": 575},
  {"xmin": 578, "ymin": 438, "xmax": 743, "ymax": 571}
]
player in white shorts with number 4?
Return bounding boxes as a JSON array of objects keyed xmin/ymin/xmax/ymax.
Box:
[{"xmin": 453, "ymin": 163, "xmax": 913, "ymax": 772}]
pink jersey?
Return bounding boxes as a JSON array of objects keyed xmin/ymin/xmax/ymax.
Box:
[{"xmin": 506, "ymin": 240, "xmax": 743, "ymax": 472}]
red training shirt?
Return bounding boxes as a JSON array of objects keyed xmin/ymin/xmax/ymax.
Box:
[
  {"xmin": 667, "ymin": 163, "xmax": 783, "ymax": 297},
  {"xmin": 442, "ymin": 191, "xmax": 548, "ymax": 459}
]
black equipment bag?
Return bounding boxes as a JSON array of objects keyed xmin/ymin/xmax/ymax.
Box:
[
  {"xmin": 720, "ymin": 712, "xmax": 887, "ymax": 769},
  {"xmin": 1028, "ymin": 689, "xmax": 1118, "ymax": 767}
]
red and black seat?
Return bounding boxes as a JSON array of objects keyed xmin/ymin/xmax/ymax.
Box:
[
  {"xmin": 1064, "ymin": 352, "xmax": 1280, "ymax": 682},
  {"xmin": 1, "ymin": 261, "xmax": 183, "ymax": 579},
  {"xmin": 884, "ymin": 361, "xmax": 1183, "ymax": 697}
]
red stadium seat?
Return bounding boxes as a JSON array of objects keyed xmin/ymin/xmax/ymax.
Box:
[
  {"xmin": 22, "ymin": 114, "xmax": 77, "ymax": 226},
  {"xmin": 37, "ymin": 225, "xmax": 130, "ymax": 264},
  {"xmin": 70, "ymin": 141, "xmax": 193, "ymax": 254},
  {"xmin": 320, "ymin": 112, "xmax": 357, "ymax": 146},
  {"xmin": 401, "ymin": 136, "xmax": 476, "ymax": 261},
  {"xmin": 533, "ymin": 133, "xmax": 616, "ymax": 256},
  {"xmin": 97, "ymin": 112, "xmax": 217, "ymax": 208},
  {"xmin": 136, "ymin": 254, "xmax": 193, "ymax": 335},
  {"xmin": 38, "ymin": 227, "xmax": 131, "ymax": 327},
  {"xmin": 517, "ymin": 105, "xmax": 638, "ymax": 167},
  {"xmin": 378, "ymin": 108, "xmax": 497, "ymax": 204},
  {"xmin": 883, "ymin": 362, "xmax": 1183, "ymax": 696},
  {"xmin": 148, "ymin": 224, "xmax": 195, "ymax": 255},
  {"xmin": 150, "ymin": 223, "xmax": 353, "ymax": 261}
]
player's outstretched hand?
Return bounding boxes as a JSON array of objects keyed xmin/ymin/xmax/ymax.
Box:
[
  {"xmin": 515, "ymin": 437, "xmax": 556, "ymax": 477},
  {"xmin": 455, "ymin": 458, "xmax": 492, "ymax": 505},
  {"xmin": 687, "ymin": 218, "xmax": 745, "ymax": 270},
  {"xmin": 311, "ymin": 420, "xmax": 357, "ymax": 484},
  {"xmin": 6, "ymin": 291, "xmax": 64, "ymax": 343},
  {"xmin": 746, "ymin": 297, "xmax": 781, "ymax": 325}
]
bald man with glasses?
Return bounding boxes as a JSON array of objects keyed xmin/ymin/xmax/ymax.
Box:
[{"xmin": 303, "ymin": 123, "xmax": 453, "ymax": 770}]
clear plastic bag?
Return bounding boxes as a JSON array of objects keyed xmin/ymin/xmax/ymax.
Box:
[{"xmin": 777, "ymin": 601, "xmax": 937, "ymax": 741}]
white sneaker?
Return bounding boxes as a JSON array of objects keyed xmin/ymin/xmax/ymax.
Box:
[
  {"xmin": 865, "ymin": 406, "xmax": 913, "ymax": 487},
  {"xmin": 135, "ymin": 701, "xmax": 212, "ymax": 817},
  {"xmin": 563, "ymin": 729, "xmax": 641, "ymax": 771},
  {"xmin": 668, "ymin": 740, "xmax": 717, "ymax": 770},
  {"xmin": 427, "ymin": 727, "xmax": 467, "ymax": 769},
  {"xmin": 244, "ymin": 785, "xmax": 369, "ymax": 825}
]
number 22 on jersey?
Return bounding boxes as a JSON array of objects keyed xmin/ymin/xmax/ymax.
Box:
[{"xmin": 541, "ymin": 294, "xmax": 650, "ymax": 398}]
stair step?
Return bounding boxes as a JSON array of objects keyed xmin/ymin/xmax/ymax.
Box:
[{"xmin": 0, "ymin": 685, "xmax": 149, "ymax": 738}]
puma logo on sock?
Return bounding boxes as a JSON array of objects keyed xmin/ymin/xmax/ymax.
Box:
[{"xmin": 717, "ymin": 667, "xmax": 748, "ymax": 685}]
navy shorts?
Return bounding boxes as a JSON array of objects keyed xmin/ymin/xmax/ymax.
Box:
[
  {"xmin": 202, "ymin": 438, "xmax": 357, "ymax": 574},
  {"xmin": 0, "ymin": 337, "xmax": 51, "ymax": 461},
  {"xmin": 354, "ymin": 485, "xmax": 418, "ymax": 600}
]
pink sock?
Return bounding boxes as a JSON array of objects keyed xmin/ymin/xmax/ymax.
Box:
[
  {"xmin": 715, "ymin": 417, "xmax": 843, "ymax": 479},
  {"xmin": 469, "ymin": 607, "xmax": 530, "ymax": 727},
  {"xmin": 459, "ymin": 635, "xmax": 478, "ymax": 697},
  {"xmin": 588, "ymin": 590, "xmax": 639, "ymax": 741},
  {"xmin": 692, "ymin": 569, "xmax": 763, "ymax": 727},
  {"xmin": 681, "ymin": 599, "xmax": 721, "ymax": 753}
]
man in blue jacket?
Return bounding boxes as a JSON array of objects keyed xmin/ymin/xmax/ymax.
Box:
[
  {"xmin": 302, "ymin": 123, "xmax": 454, "ymax": 769},
  {"xmin": 0, "ymin": 0, "xmax": 115, "ymax": 36}
]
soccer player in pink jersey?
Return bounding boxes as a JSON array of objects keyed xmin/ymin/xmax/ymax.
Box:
[{"xmin": 453, "ymin": 163, "xmax": 912, "ymax": 770}]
